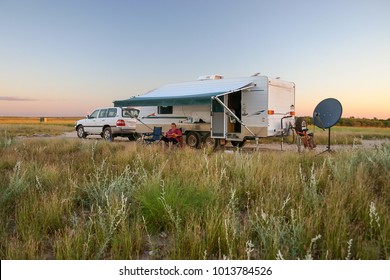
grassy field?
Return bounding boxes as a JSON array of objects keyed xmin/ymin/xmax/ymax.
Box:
[
  {"xmin": 0, "ymin": 124, "xmax": 75, "ymax": 138},
  {"xmin": 309, "ymin": 125, "xmax": 390, "ymax": 145},
  {"xmin": 0, "ymin": 117, "xmax": 77, "ymax": 138},
  {"xmin": 1, "ymin": 116, "xmax": 390, "ymax": 144},
  {"xmin": 0, "ymin": 122, "xmax": 389, "ymax": 259},
  {"xmin": 258, "ymin": 125, "xmax": 390, "ymax": 146},
  {"xmin": 0, "ymin": 116, "xmax": 81, "ymax": 125}
]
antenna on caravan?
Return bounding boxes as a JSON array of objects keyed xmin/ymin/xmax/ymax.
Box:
[{"xmin": 313, "ymin": 98, "xmax": 343, "ymax": 153}]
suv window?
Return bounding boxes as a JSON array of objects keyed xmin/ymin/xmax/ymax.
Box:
[
  {"xmin": 99, "ymin": 109, "xmax": 108, "ymax": 118},
  {"xmin": 89, "ymin": 110, "xmax": 99, "ymax": 119},
  {"xmin": 107, "ymin": 108, "xmax": 117, "ymax": 117}
]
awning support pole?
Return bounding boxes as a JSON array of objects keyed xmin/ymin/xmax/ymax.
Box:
[{"xmin": 136, "ymin": 118, "xmax": 154, "ymax": 132}]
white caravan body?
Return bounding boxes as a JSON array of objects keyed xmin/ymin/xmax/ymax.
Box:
[{"xmin": 114, "ymin": 75, "xmax": 295, "ymax": 146}]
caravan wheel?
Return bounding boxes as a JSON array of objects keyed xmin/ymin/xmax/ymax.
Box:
[
  {"xmin": 186, "ymin": 132, "xmax": 201, "ymax": 148},
  {"xmin": 128, "ymin": 133, "xmax": 139, "ymax": 141},
  {"xmin": 203, "ymin": 134, "xmax": 219, "ymax": 149},
  {"xmin": 231, "ymin": 140, "xmax": 246, "ymax": 148}
]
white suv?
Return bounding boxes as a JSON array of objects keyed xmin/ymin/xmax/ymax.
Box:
[{"xmin": 75, "ymin": 107, "xmax": 139, "ymax": 141}]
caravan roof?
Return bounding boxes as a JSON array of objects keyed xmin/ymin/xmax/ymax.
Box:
[{"xmin": 113, "ymin": 78, "xmax": 254, "ymax": 107}]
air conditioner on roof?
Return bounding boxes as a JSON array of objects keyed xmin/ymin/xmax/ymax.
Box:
[{"xmin": 197, "ymin": 74, "xmax": 224, "ymax": 81}]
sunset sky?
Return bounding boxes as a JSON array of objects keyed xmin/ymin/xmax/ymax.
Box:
[{"xmin": 1, "ymin": 0, "xmax": 389, "ymax": 119}]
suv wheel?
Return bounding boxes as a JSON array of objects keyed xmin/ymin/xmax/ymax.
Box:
[
  {"xmin": 77, "ymin": 126, "xmax": 86, "ymax": 138},
  {"xmin": 103, "ymin": 127, "xmax": 113, "ymax": 141}
]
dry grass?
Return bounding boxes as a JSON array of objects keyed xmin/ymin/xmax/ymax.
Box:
[
  {"xmin": 0, "ymin": 117, "xmax": 81, "ymax": 125},
  {"xmin": 0, "ymin": 126, "xmax": 389, "ymax": 259},
  {"xmin": 311, "ymin": 126, "xmax": 390, "ymax": 145},
  {"xmin": 262, "ymin": 126, "xmax": 390, "ymax": 145}
]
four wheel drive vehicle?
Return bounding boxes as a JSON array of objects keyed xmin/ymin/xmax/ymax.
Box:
[{"xmin": 75, "ymin": 107, "xmax": 139, "ymax": 141}]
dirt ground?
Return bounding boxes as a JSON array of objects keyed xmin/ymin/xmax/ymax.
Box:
[
  {"xmin": 53, "ymin": 131, "xmax": 390, "ymax": 153},
  {"xmin": 260, "ymin": 139, "xmax": 387, "ymax": 152}
]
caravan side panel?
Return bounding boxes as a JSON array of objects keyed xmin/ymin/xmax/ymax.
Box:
[
  {"xmin": 267, "ymin": 79, "xmax": 295, "ymax": 136},
  {"xmin": 241, "ymin": 77, "xmax": 269, "ymax": 137},
  {"xmin": 136, "ymin": 105, "xmax": 211, "ymax": 134}
]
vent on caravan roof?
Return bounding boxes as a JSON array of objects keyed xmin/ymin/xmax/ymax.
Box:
[{"xmin": 197, "ymin": 74, "xmax": 224, "ymax": 81}]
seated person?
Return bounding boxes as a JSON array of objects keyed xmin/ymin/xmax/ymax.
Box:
[{"xmin": 161, "ymin": 123, "xmax": 183, "ymax": 150}]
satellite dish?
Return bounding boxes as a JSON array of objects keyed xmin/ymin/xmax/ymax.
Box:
[
  {"xmin": 312, "ymin": 98, "xmax": 343, "ymax": 152},
  {"xmin": 313, "ymin": 98, "xmax": 343, "ymax": 129}
]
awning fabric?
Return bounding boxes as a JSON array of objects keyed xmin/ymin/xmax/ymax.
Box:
[{"xmin": 113, "ymin": 79, "xmax": 254, "ymax": 107}]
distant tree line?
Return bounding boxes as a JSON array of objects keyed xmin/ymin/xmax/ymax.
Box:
[{"xmin": 302, "ymin": 116, "xmax": 390, "ymax": 128}]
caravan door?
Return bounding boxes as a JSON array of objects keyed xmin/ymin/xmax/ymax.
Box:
[{"xmin": 211, "ymin": 96, "xmax": 226, "ymax": 138}]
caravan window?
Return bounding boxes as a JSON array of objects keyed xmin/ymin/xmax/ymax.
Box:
[
  {"xmin": 122, "ymin": 108, "xmax": 139, "ymax": 118},
  {"xmin": 158, "ymin": 106, "xmax": 173, "ymax": 114}
]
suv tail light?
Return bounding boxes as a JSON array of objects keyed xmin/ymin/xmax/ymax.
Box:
[{"xmin": 116, "ymin": 119, "xmax": 126, "ymax": 127}]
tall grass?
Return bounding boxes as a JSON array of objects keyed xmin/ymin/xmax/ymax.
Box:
[{"xmin": 0, "ymin": 132, "xmax": 389, "ymax": 259}]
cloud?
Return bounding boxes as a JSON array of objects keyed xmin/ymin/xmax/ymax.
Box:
[{"xmin": 0, "ymin": 96, "xmax": 39, "ymax": 101}]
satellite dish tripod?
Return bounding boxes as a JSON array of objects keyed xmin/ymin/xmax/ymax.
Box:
[
  {"xmin": 322, "ymin": 127, "xmax": 333, "ymax": 153},
  {"xmin": 313, "ymin": 113, "xmax": 333, "ymax": 153}
]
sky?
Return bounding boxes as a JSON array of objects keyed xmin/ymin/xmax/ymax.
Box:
[{"xmin": 0, "ymin": 0, "xmax": 389, "ymax": 118}]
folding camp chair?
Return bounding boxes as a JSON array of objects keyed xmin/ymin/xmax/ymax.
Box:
[{"xmin": 141, "ymin": 127, "xmax": 162, "ymax": 145}]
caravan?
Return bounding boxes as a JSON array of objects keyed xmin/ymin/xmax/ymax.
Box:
[{"xmin": 114, "ymin": 74, "xmax": 295, "ymax": 148}]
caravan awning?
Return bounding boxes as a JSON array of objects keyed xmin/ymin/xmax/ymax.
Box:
[{"xmin": 113, "ymin": 79, "xmax": 254, "ymax": 107}]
